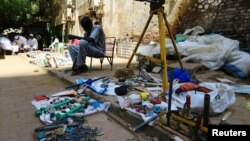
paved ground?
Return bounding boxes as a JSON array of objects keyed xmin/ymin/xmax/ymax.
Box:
[
  {"xmin": 0, "ymin": 53, "xmax": 150, "ymax": 141},
  {"xmin": 0, "ymin": 54, "xmax": 69, "ymax": 141},
  {"xmin": 1, "ymin": 52, "xmax": 250, "ymax": 141},
  {"xmin": 0, "ymin": 53, "xmax": 158, "ymax": 141}
]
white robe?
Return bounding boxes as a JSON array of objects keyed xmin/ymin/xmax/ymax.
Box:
[{"xmin": 0, "ymin": 36, "xmax": 19, "ymax": 53}]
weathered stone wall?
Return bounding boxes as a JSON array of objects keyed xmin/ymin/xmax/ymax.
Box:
[
  {"xmin": 52, "ymin": 0, "xmax": 250, "ymax": 48},
  {"xmin": 175, "ymin": 0, "xmax": 250, "ymax": 48},
  {"xmin": 102, "ymin": 0, "xmax": 187, "ymax": 42},
  {"xmin": 175, "ymin": 0, "xmax": 220, "ymax": 32},
  {"xmin": 102, "ymin": 0, "xmax": 159, "ymax": 42},
  {"xmin": 101, "ymin": 0, "xmax": 186, "ymax": 58},
  {"xmin": 212, "ymin": 0, "xmax": 250, "ymax": 48}
]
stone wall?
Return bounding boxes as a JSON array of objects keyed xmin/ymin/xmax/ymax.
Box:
[
  {"xmin": 102, "ymin": 0, "xmax": 160, "ymax": 41},
  {"xmin": 212, "ymin": 0, "xmax": 250, "ymax": 48},
  {"xmin": 102, "ymin": 0, "xmax": 186, "ymax": 42},
  {"xmin": 175, "ymin": 0, "xmax": 250, "ymax": 48},
  {"xmin": 65, "ymin": 0, "xmax": 250, "ymax": 59}
]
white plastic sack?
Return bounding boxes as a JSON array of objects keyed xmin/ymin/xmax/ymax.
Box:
[
  {"xmin": 137, "ymin": 42, "xmax": 159, "ymax": 57},
  {"xmin": 226, "ymin": 50, "xmax": 250, "ymax": 76},
  {"xmin": 183, "ymin": 26, "xmax": 205, "ymax": 36},
  {"xmin": 179, "ymin": 34, "xmax": 239, "ymax": 70},
  {"xmin": 137, "ymin": 38, "xmax": 176, "ymax": 57},
  {"xmin": 172, "ymin": 82, "xmax": 236, "ymax": 115}
]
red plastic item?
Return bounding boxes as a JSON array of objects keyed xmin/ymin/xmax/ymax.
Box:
[
  {"xmin": 34, "ymin": 95, "xmax": 48, "ymax": 101},
  {"xmin": 150, "ymin": 98, "xmax": 161, "ymax": 104},
  {"xmin": 176, "ymin": 82, "xmax": 211, "ymax": 94}
]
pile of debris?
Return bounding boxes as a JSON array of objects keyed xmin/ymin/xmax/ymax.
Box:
[{"xmin": 137, "ymin": 26, "xmax": 250, "ymax": 78}]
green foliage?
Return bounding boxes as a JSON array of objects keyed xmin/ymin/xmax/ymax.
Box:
[
  {"xmin": 0, "ymin": 0, "xmax": 49, "ymax": 25},
  {"xmin": 31, "ymin": 2, "xmax": 40, "ymax": 15}
]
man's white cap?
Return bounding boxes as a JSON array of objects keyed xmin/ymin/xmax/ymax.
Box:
[{"xmin": 14, "ymin": 36, "xmax": 19, "ymax": 40}]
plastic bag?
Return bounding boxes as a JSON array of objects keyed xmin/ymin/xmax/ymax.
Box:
[
  {"xmin": 224, "ymin": 50, "xmax": 250, "ymax": 77},
  {"xmin": 172, "ymin": 82, "xmax": 235, "ymax": 115}
]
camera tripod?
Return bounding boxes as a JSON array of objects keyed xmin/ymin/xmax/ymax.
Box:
[{"xmin": 126, "ymin": 5, "xmax": 183, "ymax": 99}]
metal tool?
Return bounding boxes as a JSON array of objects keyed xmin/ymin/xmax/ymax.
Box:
[
  {"xmin": 203, "ymin": 94, "xmax": 210, "ymax": 127},
  {"xmin": 101, "ymin": 78, "xmax": 110, "ymax": 88},
  {"xmin": 167, "ymin": 71, "xmax": 174, "ymax": 126},
  {"xmin": 219, "ymin": 111, "xmax": 232, "ymax": 125},
  {"xmin": 65, "ymin": 76, "xmax": 106, "ymax": 89},
  {"xmin": 133, "ymin": 114, "xmax": 158, "ymax": 131},
  {"xmin": 35, "ymin": 123, "xmax": 79, "ymax": 132}
]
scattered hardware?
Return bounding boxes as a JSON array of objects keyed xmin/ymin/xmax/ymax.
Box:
[{"xmin": 35, "ymin": 117, "xmax": 103, "ymax": 141}]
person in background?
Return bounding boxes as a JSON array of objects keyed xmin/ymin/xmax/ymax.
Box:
[
  {"xmin": 35, "ymin": 33, "xmax": 42, "ymax": 50},
  {"xmin": 27, "ymin": 33, "xmax": 38, "ymax": 51},
  {"xmin": 68, "ymin": 16, "xmax": 106, "ymax": 75},
  {"xmin": 0, "ymin": 32, "xmax": 19, "ymax": 55},
  {"xmin": 49, "ymin": 35, "xmax": 59, "ymax": 51},
  {"xmin": 13, "ymin": 35, "xmax": 29, "ymax": 52}
]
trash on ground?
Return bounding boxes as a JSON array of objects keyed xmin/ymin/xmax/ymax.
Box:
[
  {"xmin": 216, "ymin": 78, "xmax": 235, "ymax": 84},
  {"xmin": 230, "ymin": 84, "xmax": 250, "ymax": 94}
]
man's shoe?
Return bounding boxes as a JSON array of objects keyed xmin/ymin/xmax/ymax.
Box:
[
  {"xmin": 77, "ymin": 65, "xmax": 88, "ymax": 72},
  {"xmin": 71, "ymin": 69, "xmax": 83, "ymax": 76},
  {"xmin": 71, "ymin": 59, "xmax": 77, "ymax": 70},
  {"xmin": 71, "ymin": 65, "xmax": 88, "ymax": 76},
  {"xmin": 82, "ymin": 64, "xmax": 89, "ymax": 71},
  {"xmin": 72, "ymin": 64, "xmax": 88, "ymax": 71}
]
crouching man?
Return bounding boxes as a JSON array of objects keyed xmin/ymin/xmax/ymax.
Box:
[{"xmin": 0, "ymin": 33, "xmax": 19, "ymax": 55}]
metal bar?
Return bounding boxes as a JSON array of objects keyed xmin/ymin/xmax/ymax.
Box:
[
  {"xmin": 133, "ymin": 114, "xmax": 158, "ymax": 132},
  {"xmin": 167, "ymin": 71, "xmax": 173, "ymax": 126},
  {"xmin": 203, "ymin": 94, "xmax": 210, "ymax": 127},
  {"xmin": 171, "ymin": 113, "xmax": 208, "ymax": 133}
]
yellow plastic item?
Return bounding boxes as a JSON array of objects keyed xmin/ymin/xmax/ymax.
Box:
[{"xmin": 140, "ymin": 92, "xmax": 148, "ymax": 101}]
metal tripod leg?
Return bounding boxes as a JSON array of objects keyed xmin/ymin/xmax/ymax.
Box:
[
  {"xmin": 126, "ymin": 13, "xmax": 154, "ymax": 68},
  {"xmin": 157, "ymin": 10, "xmax": 168, "ymax": 98},
  {"xmin": 162, "ymin": 11, "xmax": 184, "ymax": 70},
  {"xmin": 126, "ymin": 8, "xmax": 169, "ymax": 101}
]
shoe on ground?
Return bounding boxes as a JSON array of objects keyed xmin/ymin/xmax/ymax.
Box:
[
  {"xmin": 72, "ymin": 64, "xmax": 88, "ymax": 71},
  {"xmin": 71, "ymin": 65, "xmax": 88, "ymax": 76}
]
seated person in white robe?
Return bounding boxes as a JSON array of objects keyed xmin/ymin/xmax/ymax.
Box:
[{"xmin": 0, "ymin": 33, "xmax": 19, "ymax": 55}]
